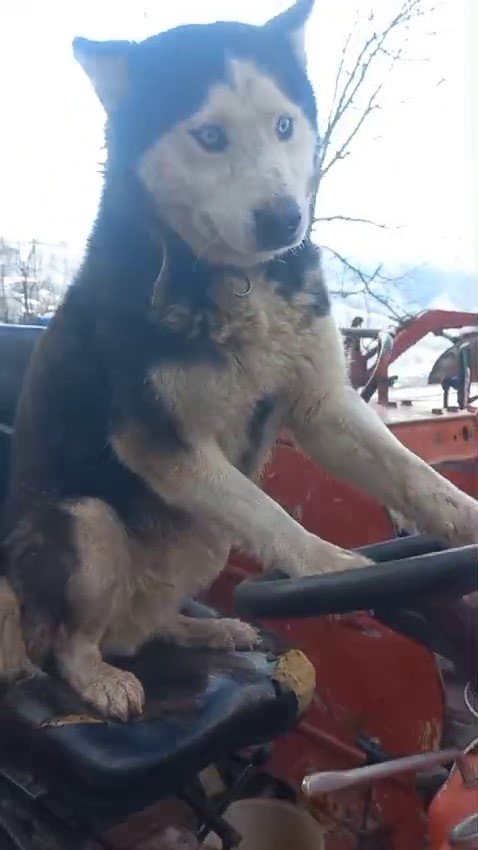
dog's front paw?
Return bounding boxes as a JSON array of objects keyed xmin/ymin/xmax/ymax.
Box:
[
  {"xmin": 209, "ymin": 618, "xmax": 260, "ymax": 651},
  {"xmin": 289, "ymin": 535, "xmax": 373, "ymax": 577},
  {"xmin": 434, "ymin": 493, "xmax": 478, "ymax": 546},
  {"xmin": 81, "ymin": 663, "xmax": 145, "ymax": 721}
]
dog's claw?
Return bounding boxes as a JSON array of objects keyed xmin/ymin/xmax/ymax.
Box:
[
  {"xmin": 81, "ymin": 664, "xmax": 145, "ymax": 721},
  {"xmin": 207, "ymin": 618, "xmax": 260, "ymax": 651}
]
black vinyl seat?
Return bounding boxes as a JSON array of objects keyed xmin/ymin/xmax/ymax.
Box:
[
  {"xmin": 0, "ymin": 633, "xmax": 306, "ymax": 810},
  {"xmin": 0, "ymin": 425, "xmax": 11, "ymax": 507},
  {"xmin": 0, "ymin": 324, "xmax": 43, "ymax": 427}
]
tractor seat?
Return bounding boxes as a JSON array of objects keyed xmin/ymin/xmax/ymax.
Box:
[{"xmin": 0, "ymin": 613, "xmax": 313, "ymax": 812}]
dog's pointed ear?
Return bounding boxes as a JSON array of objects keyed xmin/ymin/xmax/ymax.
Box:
[
  {"xmin": 266, "ymin": 0, "xmax": 315, "ymax": 66},
  {"xmin": 73, "ymin": 37, "xmax": 133, "ymax": 113}
]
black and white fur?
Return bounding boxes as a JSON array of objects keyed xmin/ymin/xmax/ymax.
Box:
[{"xmin": 2, "ymin": 0, "xmax": 477, "ymax": 720}]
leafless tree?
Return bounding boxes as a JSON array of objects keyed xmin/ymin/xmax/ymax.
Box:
[
  {"xmin": 0, "ymin": 238, "xmax": 19, "ymax": 322},
  {"xmin": 322, "ymin": 246, "xmax": 420, "ymax": 323},
  {"xmin": 14, "ymin": 240, "xmax": 38, "ymax": 321},
  {"xmin": 0, "ymin": 265, "xmax": 8, "ymax": 324},
  {"xmin": 35, "ymin": 277, "xmax": 65, "ymax": 317},
  {"xmin": 312, "ymin": 0, "xmax": 440, "ymax": 320},
  {"xmin": 0, "ymin": 238, "xmax": 69, "ymax": 324}
]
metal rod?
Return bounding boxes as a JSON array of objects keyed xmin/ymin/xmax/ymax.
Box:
[
  {"xmin": 302, "ymin": 748, "xmax": 462, "ymax": 799},
  {"xmin": 340, "ymin": 328, "xmax": 382, "ymax": 339},
  {"xmin": 449, "ymin": 814, "xmax": 478, "ymax": 847},
  {"xmin": 298, "ymin": 722, "xmax": 366, "ymax": 767}
]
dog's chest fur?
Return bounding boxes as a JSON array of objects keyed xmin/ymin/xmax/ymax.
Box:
[
  {"xmin": 103, "ymin": 271, "xmax": 328, "ymax": 652},
  {"xmin": 152, "ymin": 268, "xmax": 323, "ymax": 477}
]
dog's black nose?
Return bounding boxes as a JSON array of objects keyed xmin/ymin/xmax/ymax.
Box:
[{"xmin": 254, "ymin": 197, "xmax": 302, "ymax": 251}]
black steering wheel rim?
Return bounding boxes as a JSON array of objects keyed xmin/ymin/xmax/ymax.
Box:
[{"xmin": 234, "ymin": 537, "xmax": 477, "ymax": 620}]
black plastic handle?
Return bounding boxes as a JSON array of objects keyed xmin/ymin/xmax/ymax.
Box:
[
  {"xmin": 356, "ymin": 533, "xmax": 445, "ymax": 562},
  {"xmin": 234, "ymin": 538, "xmax": 477, "ymax": 620}
]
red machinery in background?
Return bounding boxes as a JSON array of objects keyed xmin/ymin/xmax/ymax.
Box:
[
  {"xmin": 345, "ymin": 309, "xmax": 478, "ymax": 410},
  {"xmin": 208, "ymin": 309, "xmax": 478, "ymax": 850}
]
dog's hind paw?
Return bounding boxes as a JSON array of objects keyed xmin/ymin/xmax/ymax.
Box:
[
  {"xmin": 81, "ymin": 663, "xmax": 145, "ymax": 722},
  {"xmin": 0, "ymin": 579, "xmax": 28, "ymax": 680},
  {"xmin": 207, "ymin": 618, "xmax": 260, "ymax": 651},
  {"xmin": 166, "ymin": 614, "xmax": 259, "ymax": 652}
]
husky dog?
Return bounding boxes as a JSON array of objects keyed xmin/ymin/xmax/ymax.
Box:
[{"xmin": 2, "ymin": 0, "xmax": 477, "ymax": 720}]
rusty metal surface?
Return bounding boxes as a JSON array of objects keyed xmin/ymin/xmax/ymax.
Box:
[
  {"xmin": 208, "ymin": 395, "xmax": 478, "ymax": 849},
  {"xmin": 429, "ymin": 755, "xmax": 478, "ymax": 850}
]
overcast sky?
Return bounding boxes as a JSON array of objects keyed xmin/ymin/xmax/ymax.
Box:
[{"xmin": 0, "ymin": 0, "xmax": 476, "ymax": 278}]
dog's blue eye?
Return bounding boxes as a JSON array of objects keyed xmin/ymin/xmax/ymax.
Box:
[
  {"xmin": 191, "ymin": 124, "xmax": 228, "ymax": 152},
  {"xmin": 276, "ymin": 116, "xmax": 294, "ymax": 141}
]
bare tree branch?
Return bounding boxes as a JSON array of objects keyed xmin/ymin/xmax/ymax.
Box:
[
  {"xmin": 0, "ymin": 237, "xmax": 68, "ymax": 324},
  {"xmin": 314, "ymin": 0, "xmax": 439, "ymax": 321},
  {"xmin": 322, "ymin": 245, "xmax": 419, "ymax": 323},
  {"xmin": 314, "ymin": 215, "xmax": 397, "ymax": 230},
  {"xmin": 321, "ymin": 83, "xmax": 383, "ymax": 177},
  {"xmin": 319, "ymin": 0, "xmax": 427, "ymax": 177}
]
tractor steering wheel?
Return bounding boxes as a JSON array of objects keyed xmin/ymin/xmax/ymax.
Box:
[{"xmin": 234, "ymin": 535, "xmax": 477, "ymax": 620}]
